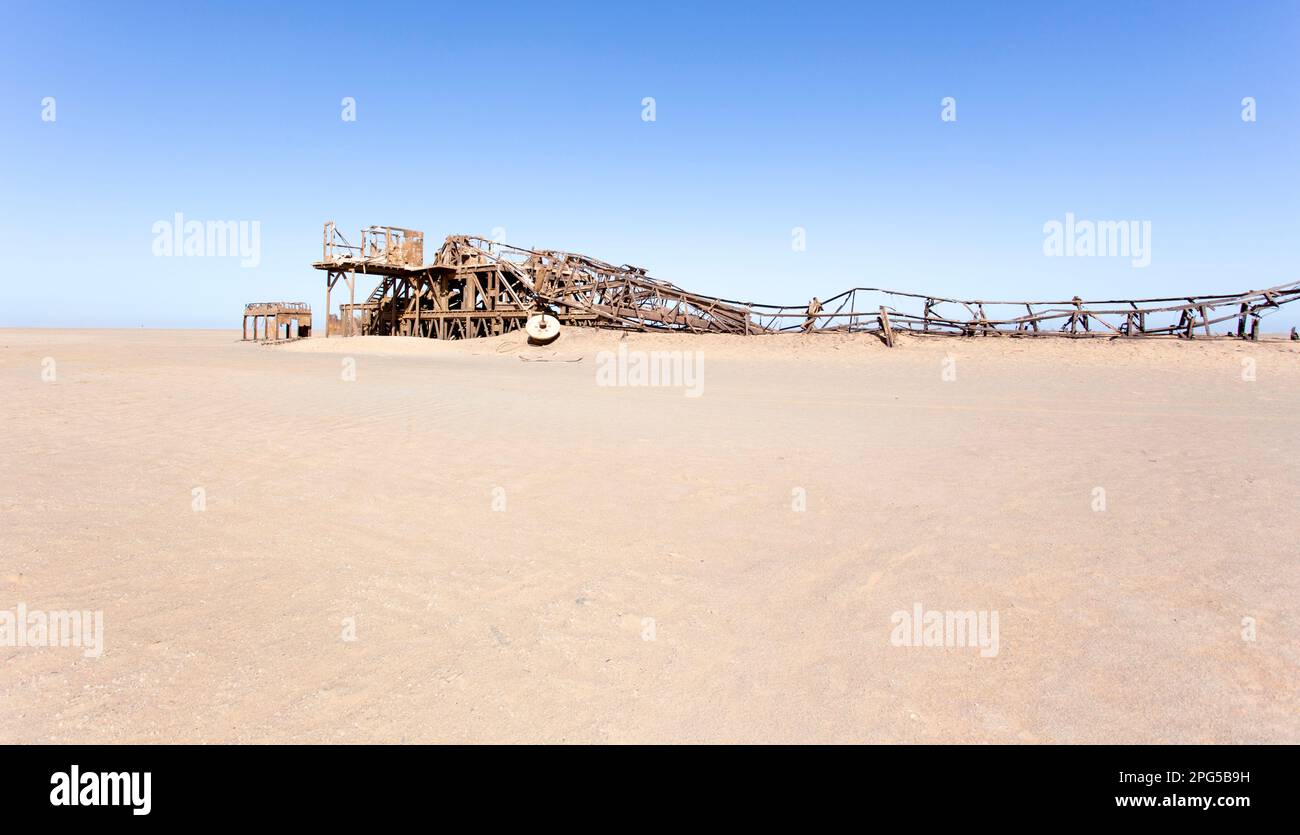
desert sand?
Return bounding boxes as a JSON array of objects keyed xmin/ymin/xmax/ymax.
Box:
[{"xmin": 1, "ymin": 327, "xmax": 1297, "ymax": 743}]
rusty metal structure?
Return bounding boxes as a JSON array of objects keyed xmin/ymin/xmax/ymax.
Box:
[
  {"xmin": 243, "ymin": 302, "xmax": 311, "ymax": 341},
  {"xmin": 313, "ymin": 222, "xmax": 1299, "ymax": 344}
]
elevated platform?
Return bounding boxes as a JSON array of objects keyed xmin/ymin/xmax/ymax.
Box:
[{"xmin": 311, "ymin": 258, "xmax": 449, "ymax": 277}]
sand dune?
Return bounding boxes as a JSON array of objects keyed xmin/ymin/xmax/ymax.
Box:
[{"xmin": 1, "ymin": 328, "xmax": 1296, "ymax": 743}]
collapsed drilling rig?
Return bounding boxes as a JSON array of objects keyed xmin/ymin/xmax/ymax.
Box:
[{"xmin": 313, "ymin": 222, "xmax": 1300, "ymax": 344}]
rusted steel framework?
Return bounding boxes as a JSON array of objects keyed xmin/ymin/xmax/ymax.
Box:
[
  {"xmin": 243, "ymin": 302, "xmax": 311, "ymax": 341},
  {"xmin": 312, "ymin": 223, "xmax": 1299, "ymax": 342}
]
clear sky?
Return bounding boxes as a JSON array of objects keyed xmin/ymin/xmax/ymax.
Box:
[{"xmin": 2, "ymin": 0, "xmax": 1297, "ymax": 329}]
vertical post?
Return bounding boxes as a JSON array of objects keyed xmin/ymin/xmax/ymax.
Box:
[
  {"xmin": 878, "ymin": 306, "xmax": 894, "ymax": 348},
  {"xmin": 325, "ymin": 272, "xmax": 333, "ymax": 338},
  {"xmin": 348, "ymin": 272, "xmax": 356, "ymax": 336}
]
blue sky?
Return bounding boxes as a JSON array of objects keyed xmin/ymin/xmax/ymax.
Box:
[{"xmin": 2, "ymin": 0, "xmax": 1297, "ymax": 329}]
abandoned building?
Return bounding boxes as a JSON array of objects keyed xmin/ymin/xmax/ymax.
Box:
[
  {"xmin": 242, "ymin": 302, "xmax": 311, "ymax": 342},
  {"xmin": 309, "ymin": 221, "xmax": 1300, "ymax": 343}
]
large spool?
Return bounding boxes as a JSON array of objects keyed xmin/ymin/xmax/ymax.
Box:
[{"xmin": 525, "ymin": 313, "xmax": 561, "ymax": 345}]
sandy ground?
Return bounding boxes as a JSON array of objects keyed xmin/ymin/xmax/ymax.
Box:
[{"xmin": 1, "ymin": 327, "xmax": 1297, "ymax": 743}]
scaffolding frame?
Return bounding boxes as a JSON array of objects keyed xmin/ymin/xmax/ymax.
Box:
[{"xmin": 312, "ymin": 223, "xmax": 1300, "ymax": 343}]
